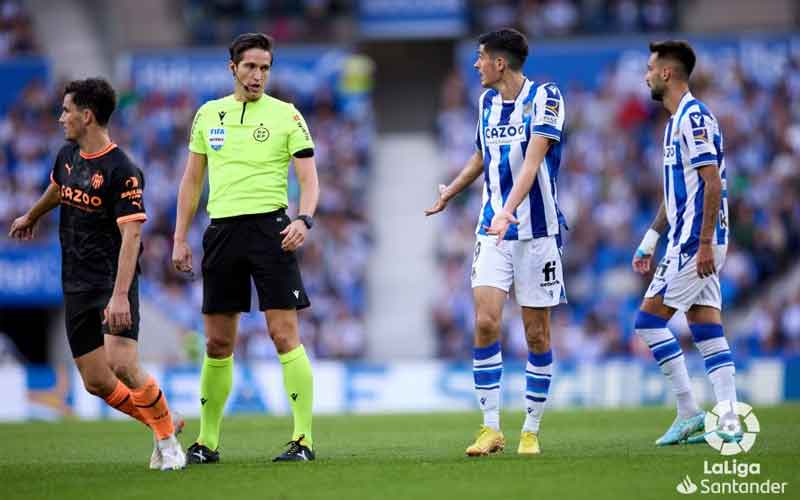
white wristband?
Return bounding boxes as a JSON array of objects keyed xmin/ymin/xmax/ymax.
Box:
[{"xmin": 637, "ymin": 228, "xmax": 661, "ymax": 256}]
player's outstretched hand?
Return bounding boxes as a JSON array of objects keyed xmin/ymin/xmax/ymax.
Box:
[
  {"xmin": 8, "ymin": 214, "xmax": 37, "ymax": 240},
  {"xmin": 104, "ymin": 294, "xmax": 132, "ymax": 334},
  {"xmin": 172, "ymin": 239, "xmax": 193, "ymax": 273},
  {"xmin": 424, "ymin": 184, "xmax": 449, "ymax": 216},
  {"xmin": 280, "ymin": 220, "xmax": 307, "ymax": 252},
  {"xmin": 696, "ymin": 244, "xmax": 716, "ymax": 278},
  {"xmin": 485, "ymin": 210, "xmax": 518, "ymax": 244},
  {"xmin": 632, "ymin": 251, "xmax": 652, "ymax": 275}
]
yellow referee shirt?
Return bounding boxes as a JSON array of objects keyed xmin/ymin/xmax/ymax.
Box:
[{"xmin": 189, "ymin": 94, "xmax": 314, "ymax": 218}]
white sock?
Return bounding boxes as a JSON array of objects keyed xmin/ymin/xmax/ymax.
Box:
[
  {"xmin": 690, "ymin": 323, "xmax": 737, "ymax": 404},
  {"xmin": 676, "ymin": 391, "xmax": 699, "ymax": 418},
  {"xmin": 709, "ymin": 365, "xmax": 737, "ymax": 404},
  {"xmin": 635, "ymin": 311, "xmax": 700, "ymax": 419}
]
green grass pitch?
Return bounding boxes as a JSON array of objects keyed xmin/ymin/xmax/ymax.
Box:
[{"xmin": 0, "ymin": 405, "xmax": 796, "ymax": 499}]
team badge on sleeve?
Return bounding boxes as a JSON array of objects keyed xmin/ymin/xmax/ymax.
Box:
[
  {"xmin": 544, "ymin": 98, "xmax": 560, "ymax": 118},
  {"xmin": 689, "ymin": 112, "xmax": 708, "ymax": 145},
  {"xmin": 543, "ymin": 84, "xmax": 561, "ymax": 125}
]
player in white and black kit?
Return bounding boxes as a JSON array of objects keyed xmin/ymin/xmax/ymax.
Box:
[{"xmin": 632, "ymin": 41, "xmax": 739, "ymax": 446}]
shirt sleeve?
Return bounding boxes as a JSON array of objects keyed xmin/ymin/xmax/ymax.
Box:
[
  {"xmin": 287, "ymin": 106, "xmax": 315, "ymax": 155},
  {"xmin": 680, "ymin": 110, "xmax": 718, "ymax": 168},
  {"xmin": 531, "ymin": 83, "xmax": 565, "ymax": 142},
  {"xmin": 475, "ymin": 89, "xmax": 490, "ymax": 152},
  {"xmin": 50, "ymin": 151, "xmax": 62, "ymax": 186},
  {"xmin": 110, "ymin": 162, "xmax": 147, "ymax": 225},
  {"xmin": 188, "ymin": 106, "xmax": 206, "ymax": 155}
]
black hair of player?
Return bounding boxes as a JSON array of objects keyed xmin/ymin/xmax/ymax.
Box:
[
  {"xmin": 649, "ymin": 40, "xmax": 696, "ymax": 80},
  {"xmin": 478, "ymin": 28, "xmax": 528, "ymax": 71},
  {"xmin": 64, "ymin": 78, "xmax": 116, "ymax": 127},
  {"xmin": 229, "ymin": 32, "xmax": 273, "ymax": 65}
]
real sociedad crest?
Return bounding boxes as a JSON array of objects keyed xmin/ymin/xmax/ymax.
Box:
[{"xmin": 208, "ymin": 127, "xmax": 225, "ymax": 151}]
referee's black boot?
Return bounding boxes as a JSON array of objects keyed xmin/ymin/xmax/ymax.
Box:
[
  {"xmin": 187, "ymin": 442, "xmax": 220, "ymax": 464},
  {"xmin": 273, "ymin": 435, "xmax": 315, "ymax": 462}
]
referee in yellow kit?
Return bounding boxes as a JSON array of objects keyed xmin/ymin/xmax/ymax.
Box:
[{"xmin": 172, "ymin": 33, "xmax": 319, "ymax": 463}]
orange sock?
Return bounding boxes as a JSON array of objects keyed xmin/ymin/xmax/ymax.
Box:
[
  {"xmin": 103, "ymin": 380, "xmax": 149, "ymax": 427},
  {"xmin": 130, "ymin": 376, "xmax": 175, "ymax": 440}
]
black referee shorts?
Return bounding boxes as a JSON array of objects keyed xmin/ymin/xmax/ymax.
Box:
[
  {"xmin": 201, "ymin": 210, "xmax": 310, "ymax": 314},
  {"xmin": 64, "ymin": 279, "xmax": 140, "ymax": 358}
]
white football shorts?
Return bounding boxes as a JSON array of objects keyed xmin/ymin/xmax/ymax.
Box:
[
  {"xmin": 644, "ymin": 245, "xmax": 727, "ymax": 312},
  {"xmin": 470, "ymin": 234, "xmax": 567, "ymax": 308}
]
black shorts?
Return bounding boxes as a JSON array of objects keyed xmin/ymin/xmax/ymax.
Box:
[
  {"xmin": 64, "ymin": 279, "xmax": 140, "ymax": 358},
  {"xmin": 201, "ymin": 210, "xmax": 310, "ymax": 314}
]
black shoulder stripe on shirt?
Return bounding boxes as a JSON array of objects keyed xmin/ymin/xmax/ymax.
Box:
[{"xmin": 293, "ymin": 148, "xmax": 314, "ymax": 158}]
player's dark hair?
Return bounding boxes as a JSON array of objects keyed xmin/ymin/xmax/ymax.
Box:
[
  {"xmin": 229, "ymin": 32, "xmax": 273, "ymax": 65},
  {"xmin": 478, "ymin": 28, "xmax": 528, "ymax": 71},
  {"xmin": 649, "ymin": 40, "xmax": 696, "ymax": 79},
  {"xmin": 64, "ymin": 78, "xmax": 116, "ymax": 126}
]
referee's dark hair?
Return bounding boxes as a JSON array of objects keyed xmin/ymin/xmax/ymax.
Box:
[
  {"xmin": 478, "ymin": 28, "xmax": 528, "ymax": 71},
  {"xmin": 64, "ymin": 78, "xmax": 116, "ymax": 126},
  {"xmin": 649, "ymin": 40, "xmax": 696, "ymax": 80},
  {"xmin": 229, "ymin": 32, "xmax": 274, "ymax": 65}
]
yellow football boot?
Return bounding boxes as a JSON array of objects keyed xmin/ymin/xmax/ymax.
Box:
[
  {"xmin": 465, "ymin": 425, "xmax": 505, "ymax": 456},
  {"xmin": 517, "ymin": 431, "xmax": 541, "ymax": 455}
]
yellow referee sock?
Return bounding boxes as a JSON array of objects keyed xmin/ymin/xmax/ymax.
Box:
[
  {"xmin": 197, "ymin": 354, "xmax": 233, "ymax": 451},
  {"xmin": 279, "ymin": 345, "xmax": 314, "ymax": 447}
]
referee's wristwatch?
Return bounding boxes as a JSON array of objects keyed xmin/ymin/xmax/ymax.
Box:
[{"xmin": 295, "ymin": 214, "xmax": 314, "ymax": 230}]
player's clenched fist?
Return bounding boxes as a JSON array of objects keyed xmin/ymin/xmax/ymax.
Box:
[{"xmin": 172, "ymin": 238, "xmax": 193, "ymax": 273}]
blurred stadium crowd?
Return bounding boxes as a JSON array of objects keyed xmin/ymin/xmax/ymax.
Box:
[
  {"xmin": 0, "ymin": 0, "xmax": 35, "ymax": 57},
  {"xmin": 184, "ymin": 0, "xmax": 354, "ymax": 44},
  {"xmin": 433, "ymin": 51, "xmax": 800, "ymax": 360},
  {"xmin": 469, "ymin": 0, "xmax": 675, "ymax": 37},
  {"xmin": 0, "ymin": 0, "xmax": 372, "ymax": 360},
  {"xmin": 184, "ymin": 0, "xmax": 676, "ymax": 44}
]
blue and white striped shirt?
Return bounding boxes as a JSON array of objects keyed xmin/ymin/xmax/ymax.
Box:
[
  {"xmin": 662, "ymin": 91, "xmax": 729, "ymax": 257},
  {"xmin": 474, "ymin": 78, "xmax": 566, "ymax": 240}
]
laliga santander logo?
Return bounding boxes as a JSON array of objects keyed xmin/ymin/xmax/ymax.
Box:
[
  {"xmin": 704, "ymin": 401, "xmax": 759, "ymax": 455},
  {"xmin": 676, "ymin": 476, "xmax": 698, "ymax": 495},
  {"xmin": 674, "ymin": 403, "xmax": 788, "ymax": 496}
]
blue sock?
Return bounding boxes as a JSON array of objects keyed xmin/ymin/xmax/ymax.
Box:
[
  {"xmin": 473, "ymin": 341, "xmax": 502, "ymax": 431},
  {"xmin": 522, "ymin": 350, "xmax": 552, "ymax": 433}
]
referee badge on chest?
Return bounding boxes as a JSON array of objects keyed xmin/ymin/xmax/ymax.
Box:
[{"xmin": 208, "ymin": 127, "xmax": 225, "ymax": 151}]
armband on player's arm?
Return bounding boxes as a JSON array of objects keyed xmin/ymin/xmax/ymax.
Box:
[{"xmin": 635, "ymin": 229, "xmax": 661, "ymax": 258}]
